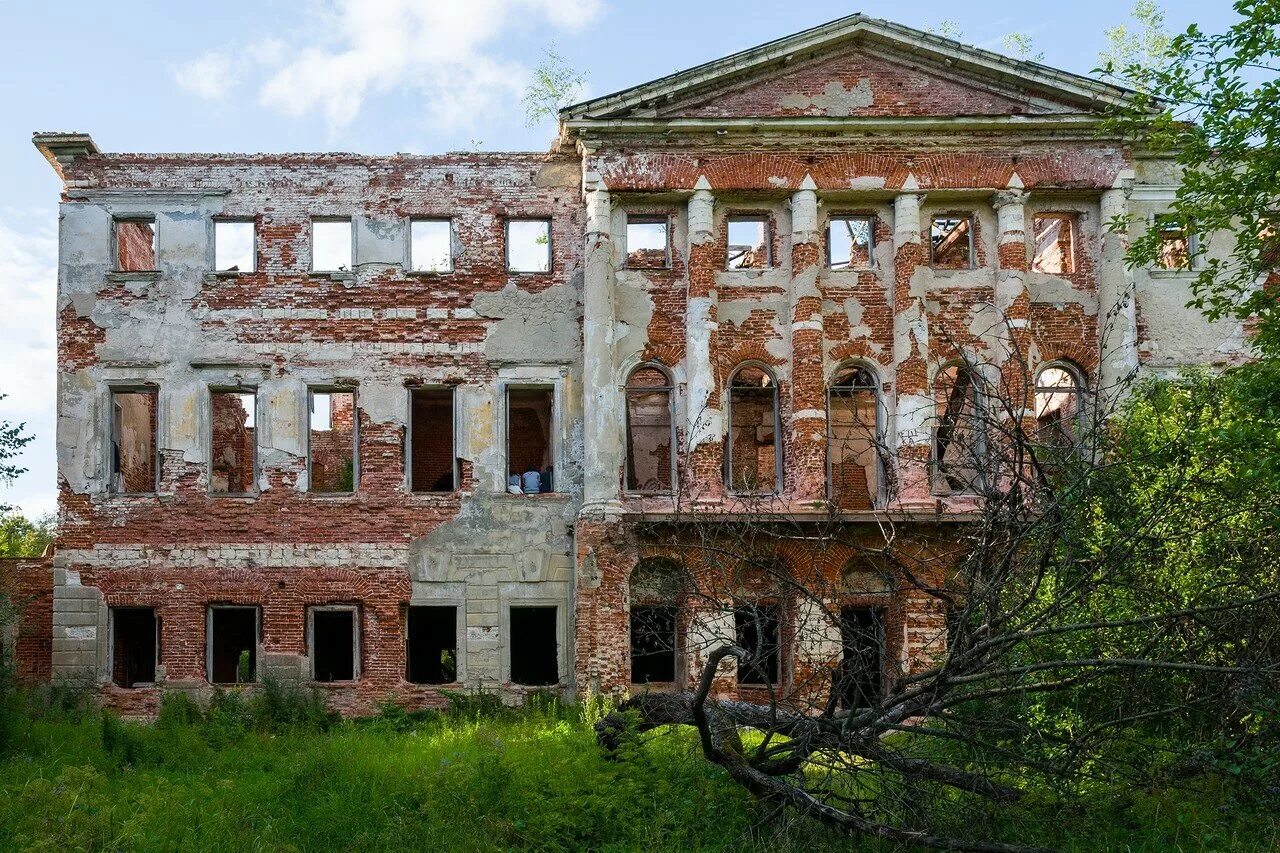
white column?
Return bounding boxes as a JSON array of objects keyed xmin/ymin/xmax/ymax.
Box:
[
  {"xmin": 1099, "ymin": 184, "xmax": 1140, "ymax": 399},
  {"xmin": 581, "ymin": 175, "xmax": 621, "ymax": 514},
  {"xmin": 685, "ymin": 176, "xmax": 719, "ymax": 451}
]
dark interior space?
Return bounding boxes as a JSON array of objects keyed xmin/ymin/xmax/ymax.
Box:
[
  {"xmin": 411, "ymin": 389, "xmax": 455, "ymax": 492},
  {"xmin": 313, "ymin": 609, "xmax": 356, "ymax": 682},
  {"xmin": 112, "ymin": 607, "xmax": 157, "ymax": 688},
  {"xmin": 735, "ymin": 605, "xmax": 780, "ymax": 685},
  {"xmin": 838, "ymin": 607, "xmax": 884, "ymax": 709},
  {"xmin": 407, "ymin": 605, "xmax": 458, "ymax": 684},
  {"xmin": 210, "ymin": 607, "xmax": 257, "ymax": 684},
  {"xmin": 509, "ymin": 606, "xmax": 558, "ymax": 686},
  {"xmin": 630, "ymin": 605, "xmax": 677, "ymax": 683}
]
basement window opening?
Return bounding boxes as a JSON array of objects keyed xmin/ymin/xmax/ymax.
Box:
[
  {"xmin": 214, "ymin": 220, "xmax": 256, "ymax": 272},
  {"xmin": 509, "ymin": 605, "xmax": 558, "ymax": 686},
  {"xmin": 410, "ymin": 388, "xmax": 456, "ymax": 492},
  {"xmin": 312, "ymin": 219, "xmax": 353, "ymax": 272},
  {"xmin": 506, "ymin": 387, "xmax": 554, "ymax": 494},
  {"xmin": 114, "ymin": 217, "xmax": 157, "ymax": 272},
  {"xmin": 625, "ymin": 366, "xmax": 674, "ymax": 493},
  {"xmin": 411, "ymin": 219, "xmax": 453, "ymax": 272},
  {"xmin": 930, "ymin": 216, "xmax": 974, "ymax": 269},
  {"xmin": 310, "ymin": 606, "xmax": 359, "ymax": 682},
  {"xmin": 308, "ymin": 390, "xmax": 357, "ymax": 494},
  {"xmin": 210, "ymin": 389, "xmax": 256, "ymax": 495},
  {"xmin": 726, "ymin": 216, "xmax": 771, "ymax": 269},
  {"xmin": 630, "ymin": 605, "xmax": 677, "ymax": 684},
  {"xmin": 506, "ymin": 219, "xmax": 552, "ymax": 273},
  {"xmin": 110, "ymin": 388, "xmax": 158, "ymax": 494},
  {"xmin": 734, "ymin": 604, "xmax": 781, "ymax": 686},
  {"xmin": 111, "ymin": 607, "xmax": 158, "ymax": 688},
  {"xmin": 1032, "ymin": 214, "xmax": 1075, "ymax": 274},
  {"xmin": 625, "ymin": 216, "xmax": 670, "ymax": 269},
  {"xmin": 828, "ymin": 215, "xmax": 874, "ymax": 270},
  {"xmin": 406, "ymin": 605, "xmax": 458, "ymax": 684},
  {"xmin": 837, "ymin": 607, "xmax": 884, "ymax": 710},
  {"xmin": 208, "ymin": 606, "xmax": 258, "ymax": 685}
]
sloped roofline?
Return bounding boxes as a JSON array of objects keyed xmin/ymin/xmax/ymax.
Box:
[{"xmin": 561, "ymin": 13, "xmax": 1139, "ymax": 122}]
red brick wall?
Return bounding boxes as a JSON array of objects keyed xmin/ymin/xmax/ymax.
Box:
[{"xmin": 0, "ymin": 558, "xmax": 52, "ymax": 684}]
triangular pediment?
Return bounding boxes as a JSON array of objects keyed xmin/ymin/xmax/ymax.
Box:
[{"xmin": 563, "ymin": 15, "xmax": 1136, "ymax": 124}]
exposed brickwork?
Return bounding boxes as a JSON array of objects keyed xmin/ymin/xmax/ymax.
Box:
[{"xmin": 0, "ymin": 558, "xmax": 53, "ymax": 684}]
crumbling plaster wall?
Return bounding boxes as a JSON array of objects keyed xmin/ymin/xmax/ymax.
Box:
[{"xmin": 52, "ymin": 154, "xmax": 585, "ymax": 710}]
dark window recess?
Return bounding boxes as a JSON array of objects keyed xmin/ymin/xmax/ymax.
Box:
[
  {"xmin": 837, "ymin": 607, "xmax": 884, "ymax": 710},
  {"xmin": 112, "ymin": 607, "xmax": 157, "ymax": 688},
  {"xmin": 407, "ymin": 605, "xmax": 458, "ymax": 684},
  {"xmin": 735, "ymin": 605, "xmax": 781, "ymax": 686},
  {"xmin": 313, "ymin": 609, "xmax": 356, "ymax": 682},
  {"xmin": 411, "ymin": 389, "xmax": 455, "ymax": 492},
  {"xmin": 509, "ymin": 606, "xmax": 558, "ymax": 686},
  {"xmin": 506, "ymin": 388, "xmax": 554, "ymax": 494},
  {"xmin": 210, "ymin": 608, "xmax": 257, "ymax": 684},
  {"xmin": 630, "ymin": 605, "xmax": 677, "ymax": 683}
]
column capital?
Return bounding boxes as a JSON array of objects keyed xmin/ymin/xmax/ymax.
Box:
[{"xmin": 991, "ymin": 188, "xmax": 1027, "ymax": 210}]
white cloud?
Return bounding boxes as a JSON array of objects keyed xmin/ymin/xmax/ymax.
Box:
[
  {"xmin": 174, "ymin": 0, "xmax": 601, "ymax": 129},
  {"xmin": 0, "ymin": 212, "xmax": 58, "ymax": 518}
]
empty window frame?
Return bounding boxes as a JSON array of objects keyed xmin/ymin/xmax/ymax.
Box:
[
  {"xmin": 207, "ymin": 606, "xmax": 258, "ymax": 685},
  {"xmin": 726, "ymin": 365, "xmax": 780, "ymax": 494},
  {"xmin": 930, "ymin": 216, "xmax": 974, "ymax": 269},
  {"xmin": 933, "ymin": 364, "xmax": 987, "ymax": 495},
  {"xmin": 1154, "ymin": 215, "xmax": 1199, "ymax": 270},
  {"xmin": 312, "ymin": 219, "xmax": 353, "ymax": 272},
  {"xmin": 110, "ymin": 388, "xmax": 158, "ymax": 494},
  {"xmin": 406, "ymin": 605, "xmax": 458, "ymax": 685},
  {"xmin": 1034, "ymin": 363, "xmax": 1086, "ymax": 446},
  {"xmin": 828, "ymin": 367, "xmax": 880, "ymax": 509},
  {"xmin": 111, "ymin": 607, "xmax": 157, "ymax": 688},
  {"xmin": 1258, "ymin": 216, "xmax": 1280, "ymax": 268},
  {"xmin": 630, "ymin": 606, "xmax": 677, "ymax": 684},
  {"xmin": 410, "ymin": 219, "xmax": 453, "ymax": 273},
  {"xmin": 506, "ymin": 219, "xmax": 552, "ymax": 273},
  {"xmin": 624, "ymin": 365, "xmax": 674, "ymax": 493},
  {"xmin": 625, "ymin": 215, "xmax": 670, "ymax": 269},
  {"xmin": 837, "ymin": 607, "xmax": 884, "ymax": 710},
  {"xmin": 726, "ymin": 216, "xmax": 771, "ymax": 269},
  {"xmin": 310, "ymin": 606, "xmax": 359, "ymax": 682},
  {"xmin": 409, "ymin": 388, "xmax": 455, "ymax": 492},
  {"xmin": 114, "ymin": 217, "xmax": 157, "ymax": 272},
  {"xmin": 506, "ymin": 387, "xmax": 554, "ymax": 494},
  {"xmin": 828, "ymin": 215, "xmax": 874, "ymax": 270},
  {"xmin": 508, "ymin": 605, "xmax": 559, "ymax": 686},
  {"xmin": 735, "ymin": 605, "xmax": 781, "ymax": 686},
  {"xmin": 210, "ymin": 389, "xmax": 256, "ymax": 495},
  {"xmin": 1032, "ymin": 214, "xmax": 1075, "ymax": 274},
  {"xmin": 214, "ymin": 220, "xmax": 256, "ymax": 272},
  {"xmin": 308, "ymin": 390, "xmax": 357, "ymax": 494}
]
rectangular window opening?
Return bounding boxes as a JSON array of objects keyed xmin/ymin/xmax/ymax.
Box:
[
  {"xmin": 1154, "ymin": 215, "xmax": 1198, "ymax": 270},
  {"xmin": 509, "ymin": 605, "xmax": 558, "ymax": 686},
  {"xmin": 625, "ymin": 216, "xmax": 669, "ymax": 269},
  {"xmin": 111, "ymin": 607, "xmax": 157, "ymax": 688},
  {"xmin": 115, "ymin": 218, "xmax": 157, "ymax": 272},
  {"xmin": 727, "ymin": 216, "xmax": 771, "ymax": 269},
  {"xmin": 209, "ymin": 606, "xmax": 258, "ymax": 685},
  {"xmin": 630, "ymin": 605, "xmax": 677, "ymax": 684},
  {"xmin": 930, "ymin": 216, "xmax": 974, "ymax": 269},
  {"xmin": 111, "ymin": 388, "xmax": 158, "ymax": 494},
  {"xmin": 410, "ymin": 388, "xmax": 455, "ymax": 492},
  {"xmin": 734, "ymin": 605, "xmax": 781, "ymax": 686},
  {"xmin": 837, "ymin": 607, "xmax": 884, "ymax": 710},
  {"xmin": 506, "ymin": 387, "xmax": 554, "ymax": 495},
  {"xmin": 411, "ymin": 219, "xmax": 453, "ymax": 273},
  {"xmin": 311, "ymin": 607, "xmax": 358, "ymax": 682},
  {"xmin": 406, "ymin": 605, "xmax": 458, "ymax": 684},
  {"xmin": 210, "ymin": 390, "xmax": 256, "ymax": 495},
  {"xmin": 309, "ymin": 390, "xmax": 356, "ymax": 494},
  {"xmin": 1032, "ymin": 214, "xmax": 1075, "ymax": 274},
  {"xmin": 507, "ymin": 219, "xmax": 551, "ymax": 273},
  {"xmin": 214, "ymin": 220, "xmax": 256, "ymax": 272},
  {"xmin": 828, "ymin": 215, "xmax": 874, "ymax": 270},
  {"xmin": 312, "ymin": 219, "xmax": 353, "ymax": 272}
]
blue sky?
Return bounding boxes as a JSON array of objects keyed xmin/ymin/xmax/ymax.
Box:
[{"xmin": 0, "ymin": 0, "xmax": 1237, "ymax": 518}]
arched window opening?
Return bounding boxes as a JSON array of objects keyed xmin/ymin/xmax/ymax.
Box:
[
  {"xmin": 828, "ymin": 366, "xmax": 881, "ymax": 509},
  {"xmin": 629, "ymin": 557, "xmax": 686, "ymax": 685},
  {"xmin": 933, "ymin": 363, "xmax": 987, "ymax": 495},
  {"xmin": 726, "ymin": 364, "xmax": 780, "ymax": 494},
  {"xmin": 625, "ymin": 365, "xmax": 675, "ymax": 493},
  {"xmin": 1034, "ymin": 363, "xmax": 1086, "ymax": 447}
]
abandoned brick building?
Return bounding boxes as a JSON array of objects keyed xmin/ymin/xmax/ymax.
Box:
[{"xmin": 9, "ymin": 14, "xmax": 1249, "ymax": 715}]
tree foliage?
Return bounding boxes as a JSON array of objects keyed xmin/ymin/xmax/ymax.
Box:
[
  {"xmin": 1099, "ymin": 0, "xmax": 1172, "ymax": 76},
  {"xmin": 0, "ymin": 513, "xmax": 55, "ymax": 559},
  {"xmin": 0, "ymin": 392, "xmax": 33, "ymax": 516},
  {"xmin": 522, "ymin": 44, "xmax": 586, "ymax": 129}
]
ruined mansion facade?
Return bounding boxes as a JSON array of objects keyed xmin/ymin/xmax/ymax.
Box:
[{"xmin": 8, "ymin": 15, "xmax": 1248, "ymax": 715}]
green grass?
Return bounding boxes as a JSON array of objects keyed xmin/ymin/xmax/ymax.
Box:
[{"xmin": 0, "ymin": 690, "xmax": 1275, "ymax": 852}]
